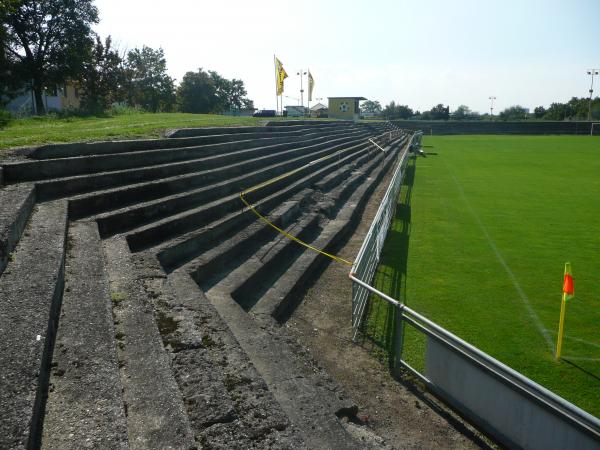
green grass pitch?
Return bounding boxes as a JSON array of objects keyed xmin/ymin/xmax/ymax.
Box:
[{"xmin": 366, "ymin": 135, "xmax": 600, "ymax": 417}]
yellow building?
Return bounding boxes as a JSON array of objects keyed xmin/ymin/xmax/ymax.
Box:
[{"xmin": 327, "ymin": 96, "xmax": 366, "ymax": 120}]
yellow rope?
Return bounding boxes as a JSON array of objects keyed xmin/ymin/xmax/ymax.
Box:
[
  {"xmin": 239, "ymin": 193, "xmax": 353, "ymax": 266},
  {"xmin": 238, "ymin": 130, "xmax": 404, "ymax": 267}
]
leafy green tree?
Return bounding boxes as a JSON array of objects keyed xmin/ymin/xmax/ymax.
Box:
[
  {"xmin": 123, "ymin": 46, "xmax": 175, "ymax": 112},
  {"xmin": 499, "ymin": 105, "xmax": 528, "ymax": 121},
  {"xmin": 176, "ymin": 68, "xmax": 217, "ymax": 113},
  {"xmin": 208, "ymin": 71, "xmax": 251, "ymax": 111},
  {"xmin": 79, "ymin": 35, "xmax": 123, "ymax": 113},
  {"xmin": 360, "ymin": 100, "xmax": 382, "ymax": 115},
  {"xmin": 383, "ymin": 101, "xmax": 413, "ymax": 119},
  {"xmin": 1, "ymin": 0, "xmax": 98, "ymax": 114},
  {"xmin": 429, "ymin": 104, "xmax": 450, "ymax": 120},
  {"xmin": 543, "ymin": 102, "xmax": 571, "ymax": 121},
  {"xmin": 533, "ymin": 106, "xmax": 546, "ymax": 119},
  {"xmin": 451, "ymin": 105, "xmax": 479, "ymax": 120}
]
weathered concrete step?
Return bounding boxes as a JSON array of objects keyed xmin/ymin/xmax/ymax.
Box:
[
  {"xmin": 30, "ymin": 123, "xmax": 358, "ymax": 159},
  {"xmin": 253, "ymin": 144, "xmax": 403, "ymax": 324},
  {"xmin": 102, "ymin": 236, "xmax": 197, "ymax": 449},
  {"xmin": 0, "ymin": 183, "xmax": 35, "ymax": 275},
  {"xmin": 186, "ymin": 148, "xmax": 380, "ymax": 286},
  {"xmin": 230, "ymin": 150, "xmax": 391, "ymax": 315},
  {"xmin": 188, "ymin": 191, "xmax": 311, "ymax": 288},
  {"xmin": 71, "ymin": 130, "xmax": 370, "ymax": 222},
  {"xmin": 204, "ymin": 282, "xmax": 362, "ymax": 449},
  {"xmin": 0, "ymin": 201, "xmax": 68, "ymax": 450},
  {"xmin": 93, "ymin": 134, "xmax": 371, "ymax": 237},
  {"xmin": 168, "ymin": 121, "xmax": 358, "ymax": 138},
  {"xmin": 152, "ymin": 270, "xmax": 308, "ymax": 448},
  {"xmin": 154, "ymin": 142, "xmax": 373, "ymax": 270},
  {"xmin": 125, "ymin": 142, "xmax": 371, "ymax": 252},
  {"xmin": 3, "ymin": 133, "xmax": 308, "ymax": 183},
  {"xmin": 228, "ymin": 214, "xmax": 322, "ymax": 311},
  {"xmin": 41, "ymin": 221, "xmax": 128, "ymax": 450},
  {"xmin": 36, "ymin": 127, "xmax": 365, "ymax": 201}
]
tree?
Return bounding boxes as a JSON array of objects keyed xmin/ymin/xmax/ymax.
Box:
[
  {"xmin": 1, "ymin": 0, "xmax": 98, "ymax": 114},
  {"xmin": 208, "ymin": 71, "xmax": 251, "ymax": 111},
  {"xmin": 123, "ymin": 46, "xmax": 175, "ymax": 112},
  {"xmin": 79, "ymin": 35, "xmax": 123, "ymax": 113},
  {"xmin": 451, "ymin": 104, "xmax": 480, "ymax": 120},
  {"xmin": 429, "ymin": 104, "xmax": 450, "ymax": 120},
  {"xmin": 499, "ymin": 105, "xmax": 528, "ymax": 121},
  {"xmin": 177, "ymin": 68, "xmax": 218, "ymax": 113},
  {"xmin": 360, "ymin": 100, "xmax": 382, "ymax": 115},
  {"xmin": 383, "ymin": 101, "xmax": 413, "ymax": 119},
  {"xmin": 533, "ymin": 106, "xmax": 546, "ymax": 119}
]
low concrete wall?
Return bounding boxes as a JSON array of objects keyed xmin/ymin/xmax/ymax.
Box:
[
  {"xmin": 392, "ymin": 120, "xmax": 594, "ymax": 135},
  {"xmin": 426, "ymin": 337, "xmax": 600, "ymax": 449}
]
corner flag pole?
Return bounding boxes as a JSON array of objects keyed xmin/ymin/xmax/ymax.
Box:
[
  {"xmin": 555, "ymin": 262, "xmax": 573, "ymax": 360},
  {"xmin": 555, "ymin": 291, "xmax": 567, "ymax": 360}
]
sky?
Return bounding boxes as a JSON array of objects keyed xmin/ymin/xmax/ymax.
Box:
[{"xmin": 94, "ymin": 0, "xmax": 600, "ymax": 113}]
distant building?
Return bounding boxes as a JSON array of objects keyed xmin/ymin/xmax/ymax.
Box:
[
  {"xmin": 309, "ymin": 102, "xmax": 328, "ymax": 118},
  {"xmin": 328, "ymin": 97, "xmax": 366, "ymax": 120},
  {"xmin": 5, "ymin": 81, "xmax": 80, "ymax": 115},
  {"xmin": 285, "ymin": 105, "xmax": 309, "ymax": 117}
]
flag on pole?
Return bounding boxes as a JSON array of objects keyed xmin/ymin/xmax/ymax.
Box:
[
  {"xmin": 556, "ymin": 262, "xmax": 574, "ymax": 359},
  {"xmin": 308, "ymin": 70, "xmax": 314, "ymax": 102},
  {"xmin": 563, "ymin": 262, "xmax": 574, "ymax": 300},
  {"xmin": 275, "ymin": 57, "xmax": 288, "ymax": 95}
]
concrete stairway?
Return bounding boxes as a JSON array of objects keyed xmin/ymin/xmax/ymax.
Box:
[{"xmin": 0, "ymin": 121, "xmax": 408, "ymax": 449}]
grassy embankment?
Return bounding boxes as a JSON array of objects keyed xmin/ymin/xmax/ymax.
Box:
[{"xmin": 0, "ymin": 112, "xmax": 302, "ymax": 155}]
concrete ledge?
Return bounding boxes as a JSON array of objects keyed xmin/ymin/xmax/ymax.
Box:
[
  {"xmin": 0, "ymin": 184, "xmax": 35, "ymax": 275},
  {"xmin": 0, "ymin": 201, "xmax": 68, "ymax": 449}
]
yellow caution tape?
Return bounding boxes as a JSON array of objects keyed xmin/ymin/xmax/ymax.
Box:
[
  {"xmin": 239, "ymin": 192, "xmax": 353, "ymax": 266},
  {"xmin": 238, "ymin": 130, "xmax": 404, "ymax": 267}
]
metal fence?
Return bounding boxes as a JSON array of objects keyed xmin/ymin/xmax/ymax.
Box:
[{"xmin": 349, "ymin": 131, "xmax": 600, "ymax": 449}]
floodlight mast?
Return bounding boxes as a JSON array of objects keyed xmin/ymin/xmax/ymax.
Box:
[
  {"xmin": 297, "ymin": 69, "xmax": 307, "ymax": 108},
  {"xmin": 587, "ymin": 69, "xmax": 599, "ymax": 122},
  {"xmin": 489, "ymin": 96, "xmax": 497, "ymax": 118}
]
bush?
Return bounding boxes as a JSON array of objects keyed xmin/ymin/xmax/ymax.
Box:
[{"xmin": 0, "ymin": 109, "xmax": 12, "ymax": 127}]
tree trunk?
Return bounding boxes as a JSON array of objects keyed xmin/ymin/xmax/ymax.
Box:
[{"xmin": 32, "ymin": 79, "xmax": 46, "ymax": 115}]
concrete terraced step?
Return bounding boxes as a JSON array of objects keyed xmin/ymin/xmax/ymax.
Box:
[
  {"xmin": 0, "ymin": 122, "xmax": 410, "ymax": 449},
  {"xmin": 125, "ymin": 140, "xmax": 373, "ymax": 252},
  {"xmin": 184, "ymin": 143, "xmax": 385, "ymax": 287},
  {"xmin": 69, "ymin": 129, "xmax": 371, "ymax": 221},
  {"xmin": 34, "ymin": 126, "xmax": 366, "ymax": 201},
  {"xmin": 252, "ymin": 141, "xmax": 405, "ymax": 324},
  {"xmin": 41, "ymin": 221, "xmax": 128, "ymax": 449},
  {"xmin": 0, "ymin": 201, "xmax": 68, "ymax": 450},
  {"xmin": 4, "ymin": 124, "xmax": 368, "ymax": 183},
  {"xmin": 0, "ymin": 183, "xmax": 35, "ymax": 275},
  {"xmin": 31, "ymin": 122, "xmax": 360, "ymax": 159}
]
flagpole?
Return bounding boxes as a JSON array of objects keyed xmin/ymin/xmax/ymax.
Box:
[
  {"xmin": 555, "ymin": 291, "xmax": 567, "ymax": 360},
  {"xmin": 274, "ymin": 55, "xmax": 278, "ymax": 115}
]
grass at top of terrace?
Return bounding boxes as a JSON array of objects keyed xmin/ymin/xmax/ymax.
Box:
[
  {"xmin": 0, "ymin": 111, "xmax": 334, "ymax": 156},
  {"xmin": 365, "ymin": 134, "xmax": 600, "ymax": 417}
]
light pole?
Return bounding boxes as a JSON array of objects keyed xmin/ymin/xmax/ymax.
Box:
[
  {"xmin": 489, "ymin": 96, "xmax": 496, "ymax": 118},
  {"xmin": 297, "ymin": 69, "xmax": 307, "ymax": 108},
  {"xmin": 587, "ymin": 69, "xmax": 599, "ymax": 121}
]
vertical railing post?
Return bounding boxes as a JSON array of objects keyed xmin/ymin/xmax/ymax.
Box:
[{"xmin": 393, "ymin": 303, "xmax": 405, "ymax": 377}]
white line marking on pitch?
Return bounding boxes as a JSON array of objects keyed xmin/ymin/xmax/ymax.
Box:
[
  {"xmin": 444, "ymin": 162, "xmax": 555, "ymax": 352},
  {"xmin": 544, "ymin": 329, "xmax": 600, "ymax": 350}
]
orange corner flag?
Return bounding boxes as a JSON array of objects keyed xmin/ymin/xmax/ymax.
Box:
[{"xmin": 556, "ymin": 262, "xmax": 573, "ymax": 360}]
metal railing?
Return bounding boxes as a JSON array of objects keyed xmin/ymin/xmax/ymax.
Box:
[{"xmin": 349, "ymin": 131, "xmax": 600, "ymax": 449}]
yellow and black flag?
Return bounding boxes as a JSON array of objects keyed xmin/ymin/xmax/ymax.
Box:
[
  {"xmin": 308, "ymin": 70, "xmax": 314, "ymax": 102},
  {"xmin": 275, "ymin": 57, "xmax": 288, "ymax": 95}
]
